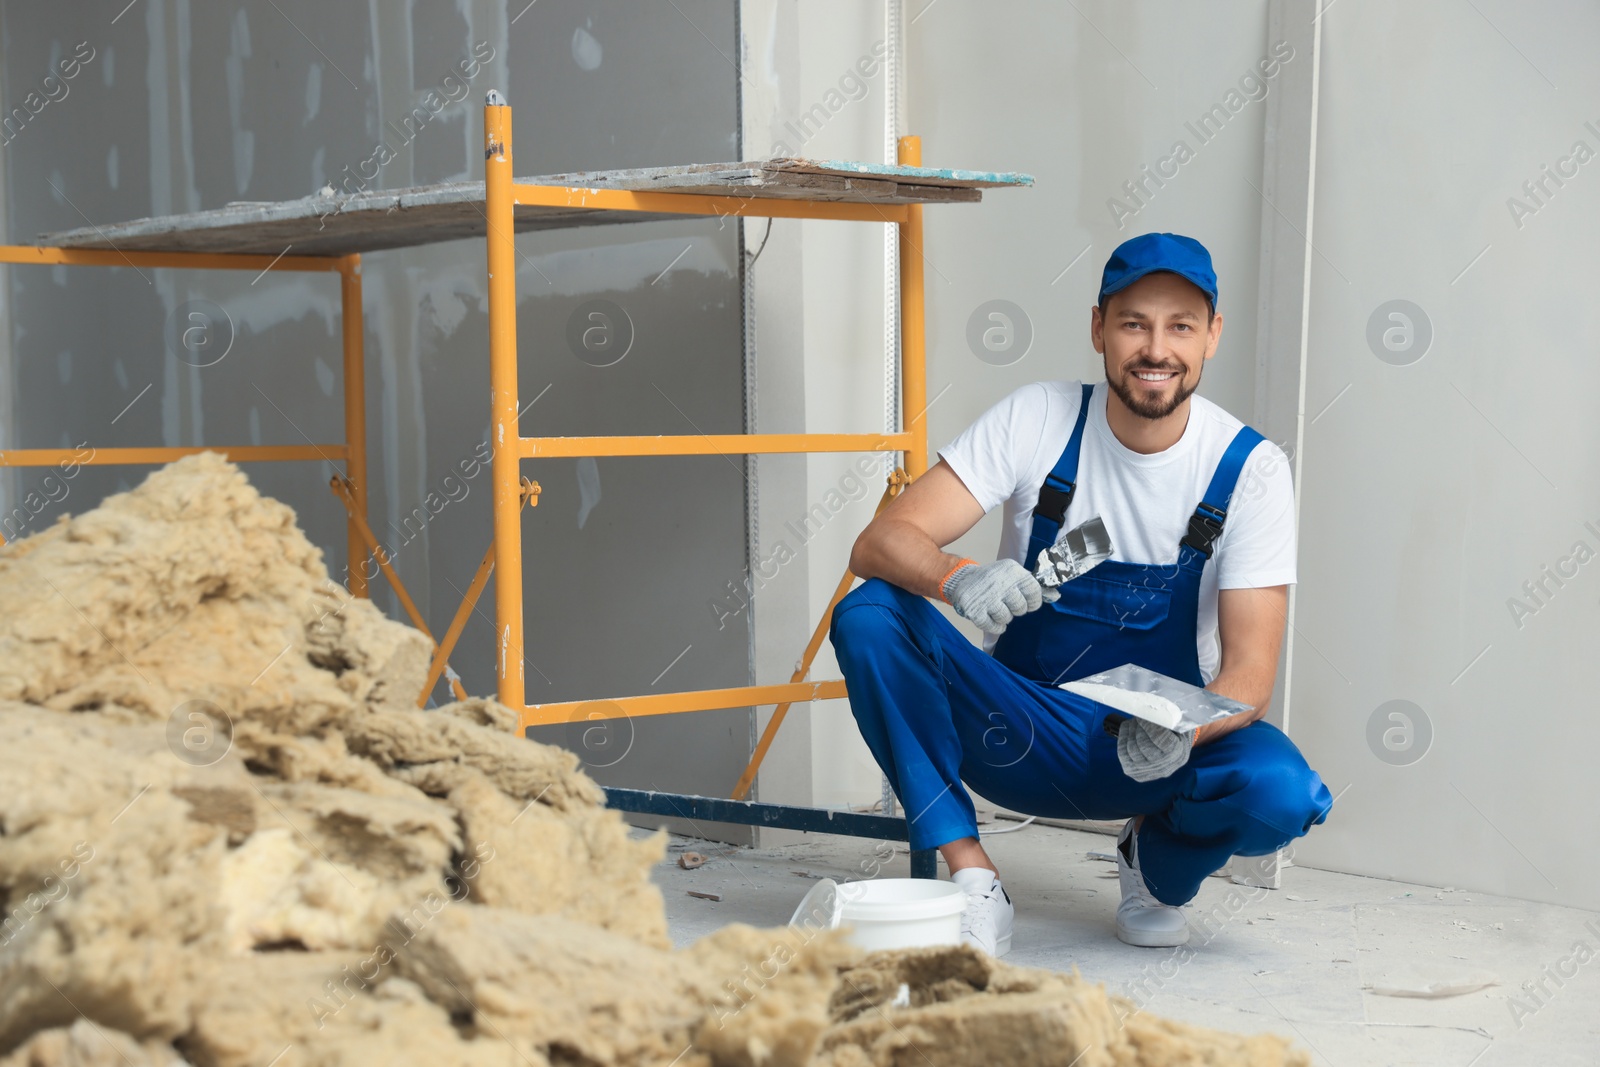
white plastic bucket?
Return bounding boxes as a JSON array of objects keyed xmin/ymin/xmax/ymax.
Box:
[{"xmin": 789, "ymin": 878, "xmax": 967, "ymax": 952}]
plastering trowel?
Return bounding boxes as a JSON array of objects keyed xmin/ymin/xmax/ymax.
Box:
[{"xmin": 1033, "ymin": 514, "xmax": 1114, "ymax": 589}]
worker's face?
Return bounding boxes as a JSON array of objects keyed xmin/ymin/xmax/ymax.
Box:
[{"xmin": 1091, "ymin": 272, "xmax": 1222, "ymax": 421}]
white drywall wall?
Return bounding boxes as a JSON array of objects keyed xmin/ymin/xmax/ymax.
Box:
[
  {"xmin": 1288, "ymin": 0, "xmax": 1600, "ymax": 911},
  {"xmin": 786, "ymin": 0, "xmax": 1600, "ymax": 912}
]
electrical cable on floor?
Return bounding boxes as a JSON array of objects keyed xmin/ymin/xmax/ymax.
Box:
[{"xmin": 979, "ymin": 815, "xmax": 1036, "ymax": 835}]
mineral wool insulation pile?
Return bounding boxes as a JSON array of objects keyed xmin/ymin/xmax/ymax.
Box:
[{"xmin": 0, "ymin": 453, "xmax": 1308, "ymax": 1066}]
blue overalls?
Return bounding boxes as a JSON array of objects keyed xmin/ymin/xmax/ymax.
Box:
[{"xmin": 830, "ymin": 383, "xmax": 1332, "ymax": 906}]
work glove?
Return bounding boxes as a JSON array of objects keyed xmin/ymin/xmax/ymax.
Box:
[
  {"xmin": 1110, "ymin": 716, "xmax": 1196, "ymax": 782},
  {"xmin": 940, "ymin": 558, "xmax": 1058, "ymax": 635}
]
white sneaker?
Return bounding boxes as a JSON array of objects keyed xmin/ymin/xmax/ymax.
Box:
[
  {"xmin": 1115, "ymin": 818, "xmax": 1190, "ymax": 948},
  {"xmin": 953, "ymin": 869, "xmax": 1013, "ymax": 957}
]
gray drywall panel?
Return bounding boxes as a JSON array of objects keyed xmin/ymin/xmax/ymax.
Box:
[
  {"xmin": 0, "ymin": 0, "xmax": 754, "ymax": 843},
  {"xmin": 508, "ymin": 0, "xmax": 742, "ymax": 173}
]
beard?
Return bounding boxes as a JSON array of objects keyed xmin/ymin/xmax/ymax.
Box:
[{"xmin": 1107, "ymin": 361, "xmax": 1201, "ymax": 420}]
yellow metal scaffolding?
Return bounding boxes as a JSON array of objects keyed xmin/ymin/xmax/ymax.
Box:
[
  {"xmin": 481, "ymin": 100, "xmax": 941, "ymax": 798},
  {"xmin": 0, "ymin": 94, "xmax": 1025, "ymax": 807},
  {"xmin": 0, "ymin": 247, "xmax": 370, "ymax": 604}
]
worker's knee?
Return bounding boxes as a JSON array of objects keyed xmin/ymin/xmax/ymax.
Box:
[
  {"xmin": 1230, "ymin": 749, "xmax": 1331, "ymax": 841},
  {"xmin": 838, "ymin": 576, "xmax": 917, "ymax": 613},
  {"xmin": 831, "ymin": 578, "xmax": 919, "ymax": 645}
]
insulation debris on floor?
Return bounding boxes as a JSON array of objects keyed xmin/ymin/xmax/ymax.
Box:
[{"xmin": 0, "ymin": 453, "xmax": 1309, "ymax": 1066}]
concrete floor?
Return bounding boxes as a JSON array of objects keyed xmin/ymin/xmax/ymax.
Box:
[{"xmin": 646, "ymin": 821, "xmax": 1600, "ymax": 1067}]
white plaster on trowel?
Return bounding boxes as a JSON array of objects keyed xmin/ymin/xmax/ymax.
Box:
[{"xmin": 1059, "ymin": 681, "xmax": 1185, "ymax": 731}]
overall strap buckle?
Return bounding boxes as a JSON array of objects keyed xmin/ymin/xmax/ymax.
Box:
[
  {"xmin": 1025, "ymin": 382, "xmax": 1096, "ymax": 559},
  {"xmin": 1181, "ymin": 502, "xmax": 1227, "ymax": 558},
  {"xmin": 1034, "ymin": 475, "xmax": 1077, "ymax": 524},
  {"xmin": 1180, "ymin": 425, "xmax": 1266, "ymax": 560}
]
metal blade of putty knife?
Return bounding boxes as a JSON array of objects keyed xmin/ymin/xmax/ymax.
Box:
[{"xmin": 1036, "ymin": 515, "xmax": 1114, "ymax": 588}]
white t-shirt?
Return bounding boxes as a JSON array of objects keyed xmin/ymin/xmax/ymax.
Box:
[{"xmin": 938, "ymin": 379, "xmax": 1297, "ymax": 683}]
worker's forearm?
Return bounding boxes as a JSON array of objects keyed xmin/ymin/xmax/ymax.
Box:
[
  {"xmin": 850, "ymin": 518, "xmax": 971, "ymax": 602},
  {"xmin": 1193, "ymin": 665, "xmax": 1275, "ymax": 746}
]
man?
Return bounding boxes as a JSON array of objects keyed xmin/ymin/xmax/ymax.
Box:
[{"xmin": 830, "ymin": 232, "xmax": 1331, "ymax": 956}]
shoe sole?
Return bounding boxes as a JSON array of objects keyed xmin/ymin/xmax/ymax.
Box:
[
  {"xmin": 1115, "ymin": 922, "xmax": 1189, "ymax": 948},
  {"xmin": 961, "ymin": 933, "xmax": 1013, "ymax": 958}
]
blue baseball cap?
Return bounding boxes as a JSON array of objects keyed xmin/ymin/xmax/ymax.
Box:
[{"xmin": 1098, "ymin": 233, "xmax": 1218, "ymax": 310}]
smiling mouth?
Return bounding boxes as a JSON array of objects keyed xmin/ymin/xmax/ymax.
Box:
[{"xmin": 1130, "ymin": 368, "xmax": 1180, "ymax": 385}]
